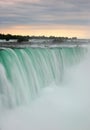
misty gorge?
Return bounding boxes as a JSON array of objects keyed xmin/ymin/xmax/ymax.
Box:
[{"xmin": 0, "ymin": 46, "xmax": 90, "ymax": 130}]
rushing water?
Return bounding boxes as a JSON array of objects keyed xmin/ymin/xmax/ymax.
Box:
[{"xmin": 0, "ymin": 46, "xmax": 90, "ymax": 130}]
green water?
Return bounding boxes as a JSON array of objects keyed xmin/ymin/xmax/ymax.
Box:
[{"xmin": 0, "ymin": 47, "xmax": 87, "ymax": 108}]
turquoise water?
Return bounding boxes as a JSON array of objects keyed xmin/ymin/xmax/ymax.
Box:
[
  {"xmin": 0, "ymin": 47, "xmax": 86, "ymax": 108},
  {"xmin": 0, "ymin": 46, "xmax": 90, "ymax": 130}
]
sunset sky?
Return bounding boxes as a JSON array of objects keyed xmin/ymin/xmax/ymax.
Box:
[{"xmin": 0, "ymin": 0, "xmax": 90, "ymax": 38}]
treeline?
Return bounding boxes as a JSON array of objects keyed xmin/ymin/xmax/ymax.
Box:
[
  {"xmin": 0, "ymin": 34, "xmax": 29, "ymax": 42},
  {"xmin": 0, "ymin": 34, "xmax": 77, "ymax": 42}
]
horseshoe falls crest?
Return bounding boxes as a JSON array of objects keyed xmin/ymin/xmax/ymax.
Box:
[{"xmin": 0, "ymin": 46, "xmax": 90, "ymax": 130}]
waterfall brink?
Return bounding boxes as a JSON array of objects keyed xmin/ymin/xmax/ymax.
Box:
[
  {"xmin": 0, "ymin": 47, "xmax": 86, "ymax": 108},
  {"xmin": 0, "ymin": 46, "xmax": 90, "ymax": 130}
]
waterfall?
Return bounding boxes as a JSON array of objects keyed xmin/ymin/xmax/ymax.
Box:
[
  {"xmin": 0, "ymin": 46, "xmax": 90, "ymax": 130},
  {"xmin": 0, "ymin": 47, "xmax": 86, "ymax": 108}
]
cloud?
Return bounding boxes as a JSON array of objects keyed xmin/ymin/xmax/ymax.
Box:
[{"xmin": 0, "ymin": 0, "xmax": 90, "ymax": 37}]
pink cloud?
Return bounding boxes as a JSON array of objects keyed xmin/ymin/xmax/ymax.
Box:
[{"xmin": 0, "ymin": 0, "xmax": 40, "ymax": 6}]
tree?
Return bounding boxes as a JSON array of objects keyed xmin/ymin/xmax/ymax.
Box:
[{"xmin": 17, "ymin": 36, "xmax": 29, "ymax": 42}]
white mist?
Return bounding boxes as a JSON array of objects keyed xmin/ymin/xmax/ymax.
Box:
[{"xmin": 0, "ymin": 47, "xmax": 90, "ymax": 130}]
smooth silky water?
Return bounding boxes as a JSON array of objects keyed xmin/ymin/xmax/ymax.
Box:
[{"xmin": 0, "ymin": 46, "xmax": 90, "ymax": 130}]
